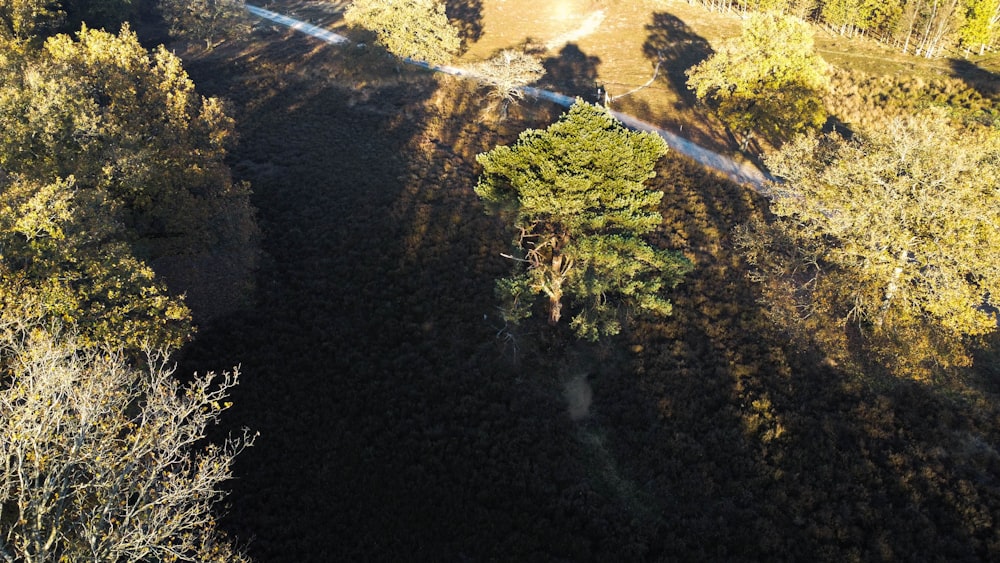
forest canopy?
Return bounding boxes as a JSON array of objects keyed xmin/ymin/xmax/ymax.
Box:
[{"xmin": 0, "ymin": 24, "xmax": 255, "ymax": 348}]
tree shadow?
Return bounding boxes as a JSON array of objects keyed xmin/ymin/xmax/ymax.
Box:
[
  {"xmin": 585, "ymin": 157, "xmax": 796, "ymax": 559},
  {"xmin": 61, "ymin": 0, "xmax": 136, "ymax": 34},
  {"xmin": 767, "ymin": 364, "xmax": 1000, "ymax": 560},
  {"xmin": 174, "ymin": 15, "xmax": 1000, "ymax": 562},
  {"xmin": 600, "ymin": 155, "xmax": 1000, "ymax": 559},
  {"xmin": 541, "ymin": 43, "xmax": 602, "ymax": 103},
  {"xmin": 445, "ymin": 0, "xmax": 484, "ymax": 49},
  {"xmin": 178, "ymin": 17, "xmax": 664, "ymax": 563},
  {"xmin": 948, "ymin": 58, "xmax": 1000, "ymax": 101},
  {"xmin": 643, "ymin": 11, "xmax": 714, "ymax": 108}
]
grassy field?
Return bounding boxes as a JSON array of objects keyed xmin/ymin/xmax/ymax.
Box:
[
  {"xmin": 275, "ymin": 0, "xmax": 998, "ymax": 158},
  {"xmin": 170, "ymin": 2, "xmax": 1000, "ymax": 561}
]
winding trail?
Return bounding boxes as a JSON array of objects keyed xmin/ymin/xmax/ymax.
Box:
[{"xmin": 246, "ymin": 4, "xmax": 770, "ymax": 187}]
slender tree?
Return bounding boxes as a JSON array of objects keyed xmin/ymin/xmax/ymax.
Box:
[
  {"xmin": 959, "ymin": 0, "xmax": 1000, "ymax": 54},
  {"xmin": 821, "ymin": 0, "xmax": 863, "ymax": 34},
  {"xmin": 476, "ymin": 102, "xmax": 692, "ymax": 340}
]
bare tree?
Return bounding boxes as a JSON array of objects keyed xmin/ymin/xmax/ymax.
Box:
[
  {"xmin": 469, "ymin": 49, "xmax": 544, "ymax": 118},
  {"xmin": 0, "ymin": 327, "xmax": 255, "ymax": 562}
]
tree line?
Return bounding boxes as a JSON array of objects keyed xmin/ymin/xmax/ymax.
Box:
[
  {"xmin": 686, "ymin": 0, "xmax": 1000, "ymax": 57},
  {"xmin": 1, "ymin": 0, "xmax": 251, "ymax": 48}
]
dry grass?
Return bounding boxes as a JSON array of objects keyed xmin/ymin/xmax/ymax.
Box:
[
  {"xmin": 251, "ymin": 0, "xmax": 998, "ymax": 158},
  {"xmin": 449, "ymin": 0, "xmax": 997, "ymax": 153}
]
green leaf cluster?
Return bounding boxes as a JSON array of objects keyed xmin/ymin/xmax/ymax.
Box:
[
  {"xmin": 0, "ymin": 26, "xmax": 254, "ymax": 349},
  {"xmin": 344, "ymin": 0, "xmax": 461, "ymax": 64},
  {"xmin": 476, "ymin": 102, "xmax": 692, "ymax": 340},
  {"xmin": 686, "ymin": 12, "xmax": 829, "ymax": 150}
]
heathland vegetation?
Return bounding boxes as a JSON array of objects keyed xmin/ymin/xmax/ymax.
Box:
[{"xmin": 2, "ymin": 0, "xmax": 999, "ymax": 561}]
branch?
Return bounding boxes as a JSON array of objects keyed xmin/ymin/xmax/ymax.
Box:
[{"xmin": 500, "ymin": 253, "xmax": 530, "ymax": 263}]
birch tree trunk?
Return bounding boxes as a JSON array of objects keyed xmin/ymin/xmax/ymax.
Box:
[{"xmin": 876, "ymin": 246, "xmax": 910, "ymax": 329}]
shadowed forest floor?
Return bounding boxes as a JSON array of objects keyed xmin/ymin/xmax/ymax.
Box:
[{"xmin": 174, "ymin": 2, "xmax": 1000, "ymax": 561}]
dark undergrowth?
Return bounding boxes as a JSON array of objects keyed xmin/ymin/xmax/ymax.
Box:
[{"xmin": 174, "ymin": 11, "xmax": 1000, "ymax": 563}]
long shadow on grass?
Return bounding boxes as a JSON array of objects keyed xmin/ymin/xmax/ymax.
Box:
[
  {"xmin": 768, "ymin": 368, "xmax": 1000, "ymax": 559},
  {"xmin": 180, "ymin": 65, "xmax": 446, "ymax": 561},
  {"xmin": 592, "ymin": 154, "xmax": 799, "ymax": 560},
  {"xmin": 587, "ymin": 157, "xmax": 1000, "ymax": 559},
  {"xmin": 446, "ymin": 0, "xmax": 484, "ymax": 49},
  {"xmin": 643, "ymin": 12, "xmax": 714, "ymax": 109},
  {"xmin": 949, "ymin": 58, "xmax": 1000, "ymax": 101},
  {"xmin": 541, "ymin": 43, "xmax": 602, "ymax": 102}
]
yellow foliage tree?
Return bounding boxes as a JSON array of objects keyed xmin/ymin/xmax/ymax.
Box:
[
  {"xmin": 0, "ymin": 0, "xmax": 63, "ymax": 39},
  {"xmin": 0, "ymin": 174, "xmax": 192, "ymax": 349},
  {"xmin": 686, "ymin": 12, "xmax": 829, "ymax": 151},
  {"xmin": 0, "ymin": 25, "xmax": 256, "ymax": 348},
  {"xmin": 738, "ymin": 111, "xmax": 1000, "ymax": 373},
  {"xmin": 344, "ymin": 0, "xmax": 461, "ymax": 64}
]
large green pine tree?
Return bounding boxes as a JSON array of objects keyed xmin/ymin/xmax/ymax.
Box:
[{"xmin": 475, "ymin": 102, "xmax": 692, "ymax": 340}]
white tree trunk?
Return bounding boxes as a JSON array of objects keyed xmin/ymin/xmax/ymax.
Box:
[{"xmin": 876, "ymin": 246, "xmax": 910, "ymax": 329}]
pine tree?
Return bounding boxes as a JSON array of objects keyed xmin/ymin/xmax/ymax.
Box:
[{"xmin": 475, "ymin": 102, "xmax": 692, "ymax": 340}]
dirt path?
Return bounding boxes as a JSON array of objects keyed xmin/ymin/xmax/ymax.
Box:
[
  {"xmin": 544, "ymin": 9, "xmax": 606, "ymax": 50},
  {"xmin": 245, "ymin": 4, "xmax": 770, "ymax": 187}
]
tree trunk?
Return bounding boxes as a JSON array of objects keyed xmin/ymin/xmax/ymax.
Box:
[
  {"xmin": 547, "ymin": 254, "xmax": 564, "ymax": 325},
  {"xmin": 876, "ymin": 246, "xmax": 910, "ymax": 329},
  {"xmin": 548, "ymin": 291, "xmax": 563, "ymax": 325}
]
